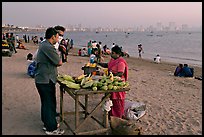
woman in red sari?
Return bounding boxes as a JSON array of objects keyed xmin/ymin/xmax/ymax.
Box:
[{"xmin": 98, "ymin": 45, "xmax": 128, "ymax": 118}]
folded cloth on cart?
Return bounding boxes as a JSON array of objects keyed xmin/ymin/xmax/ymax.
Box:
[{"xmin": 124, "ymin": 99, "xmax": 146, "ymax": 120}]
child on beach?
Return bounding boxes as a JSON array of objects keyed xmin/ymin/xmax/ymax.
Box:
[
  {"xmin": 154, "ymin": 54, "xmax": 161, "ymax": 63},
  {"xmin": 27, "ymin": 53, "xmax": 33, "ymax": 63},
  {"xmin": 26, "ymin": 53, "xmax": 36, "ymax": 78}
]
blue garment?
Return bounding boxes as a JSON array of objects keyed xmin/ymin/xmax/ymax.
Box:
[
  {"xmin": 90, "ymin": 54, "xmax": 96, "ymax": 63},
  {"xmin": 88, "ymin": 48, "xmax": 92, "ymax": 56},
  {"xmin": 70, "ymin": 39, "xmax": 74, "ymax": 45},
  {"xmin": 174, "ymin": 67, "xmax": 182, "ymax": 76},
  {"xmin": 182, "ymin": 66, "xmax": 193, "ymax": 77},
  {"xmin": 27, "ymin": 61, "xmax": 36, "ymax": 78}
]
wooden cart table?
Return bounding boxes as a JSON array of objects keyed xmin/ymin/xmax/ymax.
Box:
[{"xmin": 58, "ymin": 81, "xmax": 130, "ymax": 135}]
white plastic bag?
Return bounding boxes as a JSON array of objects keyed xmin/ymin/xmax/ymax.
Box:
[
  {"xmin": 102, "ymin": 99, "xmax": 113, "ymax": 112},
  {"xmin": 124, "ymin": 100, "xmax": 146, "ymax": 120}
]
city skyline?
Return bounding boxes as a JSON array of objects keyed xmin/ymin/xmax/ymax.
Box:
[{"xmin": 2, "ymin": 2, "xmax": 202, "ymax": 29}]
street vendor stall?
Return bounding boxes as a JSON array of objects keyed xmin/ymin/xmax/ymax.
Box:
[{"xmin": 57, "ymin": 74, "xmax": 130, "ymax": 135}]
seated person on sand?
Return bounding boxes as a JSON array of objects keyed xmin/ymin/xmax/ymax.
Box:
[
  {"xmin": 174, "ymin": 64, "xmax": 183, "ymax": 76},
  {"xmin": 17, "ymin": 40, "xmax": 28, "ymax": 50},
  {"xmin": 81, "ymin": 48, "xmax": 88, "ymax": 57},
  {"xmin": 78, "ymin": 49, "xmax": 82, "ymax": 56},
  {"xmin": 26, "ymin": 53, "xmax": 34, "ymax": 64},
  {"xmin": 154, "ymin": 54, "xmax": 161, "ymax": 63},
  {"xmin": 26, "ymin": 53, "xmax": 36, "ymax": 78},
  {"xmin": 182, "ymin": 64, "xmax": 194, "ymax": 77}
]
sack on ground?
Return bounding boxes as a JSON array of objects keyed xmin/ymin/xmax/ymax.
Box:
[{"xmin": 110, "ymin": 116, "xmax": 142, "ymax": 135}]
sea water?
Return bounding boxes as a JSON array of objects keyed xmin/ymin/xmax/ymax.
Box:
[{"xmin": 15, "ymin": 31, "xmax": 202, "ymax": 67}]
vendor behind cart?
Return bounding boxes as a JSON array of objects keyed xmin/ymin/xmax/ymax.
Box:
[{"xmin": 98, "ymin": 45, "xmax": 128, "ymax": 119}]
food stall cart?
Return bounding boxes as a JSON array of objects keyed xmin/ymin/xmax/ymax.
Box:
[{"xmin": 58, "ymin": 81, "xmax": 130, "ymax": 135}]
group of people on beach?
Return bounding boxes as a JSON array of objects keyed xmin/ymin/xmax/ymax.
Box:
[
  {"xmin": 174, "ymin": 63, "xmax": 194, "ymax": 77},
  {"xmin": 2, "ymin": 32, "xmax": 33, "ymax": 53},
  {"xmin": 29, "ymin": 25, "xmax": 129, "ymax": 135},
  {"xmin": 2, "ymin": 32, "xmax": 18, "ymax": 53},
  {"xmin": 78, "ymin": 40, "xmax": 130, "ymax": 65}
]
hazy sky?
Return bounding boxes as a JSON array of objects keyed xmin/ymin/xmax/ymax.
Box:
[{"xmin": 2, "ymin": 2, "xmax": 202, "ymax": 28}]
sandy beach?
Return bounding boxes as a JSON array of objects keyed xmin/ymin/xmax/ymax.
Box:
[{"xmin": 2, "ymin": 41, "xmax": 202, "ymax": 135}]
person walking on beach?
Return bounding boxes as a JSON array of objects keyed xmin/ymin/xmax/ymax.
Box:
[
  {"xmin": 138, "ymin": 43, "xmax": 144, "ymax": 58},
  {"xmin": 70, "ymin": 38, "xmax": 74, "ymax": 49},
  {"xmin": 98, "ymin": 45, "xmax": 128, "ymax": 119},
  {"xmin": 87, "ymin": 40, "xmax": 92, "ymax": 57},
  {"xmin": 6, "ymin": 33, "xmax": 17, "ymax": 53},
  {"xmin": 34, "ymin": 27, "xmax": 64, "ymax": 135},
  {"xmin": 27, "ymin": 35, "xmax": 30, "ymax": 43}
]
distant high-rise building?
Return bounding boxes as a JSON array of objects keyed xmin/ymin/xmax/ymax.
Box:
[
  {"xmin": 156, "ymin": 22, "xmax": 162, "ymax": 31},
  {"xmin": 181, "ymin": 24, "xmax": 188, "ymax": 31},
  {"xmin": 169, "ymin": 22, "xmax": 176, "ymax": 31}
]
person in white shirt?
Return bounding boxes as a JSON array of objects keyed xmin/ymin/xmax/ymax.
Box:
[
  {"xmin": 81, "ymin": 48, "xmax": 88, "ymax": 57},
  {"xmin": 154, "ymin": 54, "xmax": 161, "ymax": 63}
]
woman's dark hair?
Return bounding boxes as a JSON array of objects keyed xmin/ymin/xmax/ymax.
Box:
[
  {"xmin": 91, "ymin": 48, "xmax": 97, "ymax": 54},
  {"xmin": 111, "ymin": 45, "xmax": 124, "ymax": 56},
  {"xmin": 45, "ymin": 27, "xmax": 58, "ymax": 39},
  {"xmin": 184, "ymin": 64, "xmax": 188, "ymax": 67},
  {"xmin": 60, "ymin": 39, "xmax": 65, "ymax": 44},
  {"xmin": 179, "ymin": 64, "xmax": 183, "ymax": 67}
]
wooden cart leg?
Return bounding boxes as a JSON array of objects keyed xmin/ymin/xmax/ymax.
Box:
[
  {"xmin": 75, "ymin": 95, "xmax": 79, "ymax": 129},
  {"xmin": 104, "ymin": 110, "xmax": 109, "ymax": 128},
  {"xmin": 85, "ymin": 95, "xmax": 88, "ymax": 118}
]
